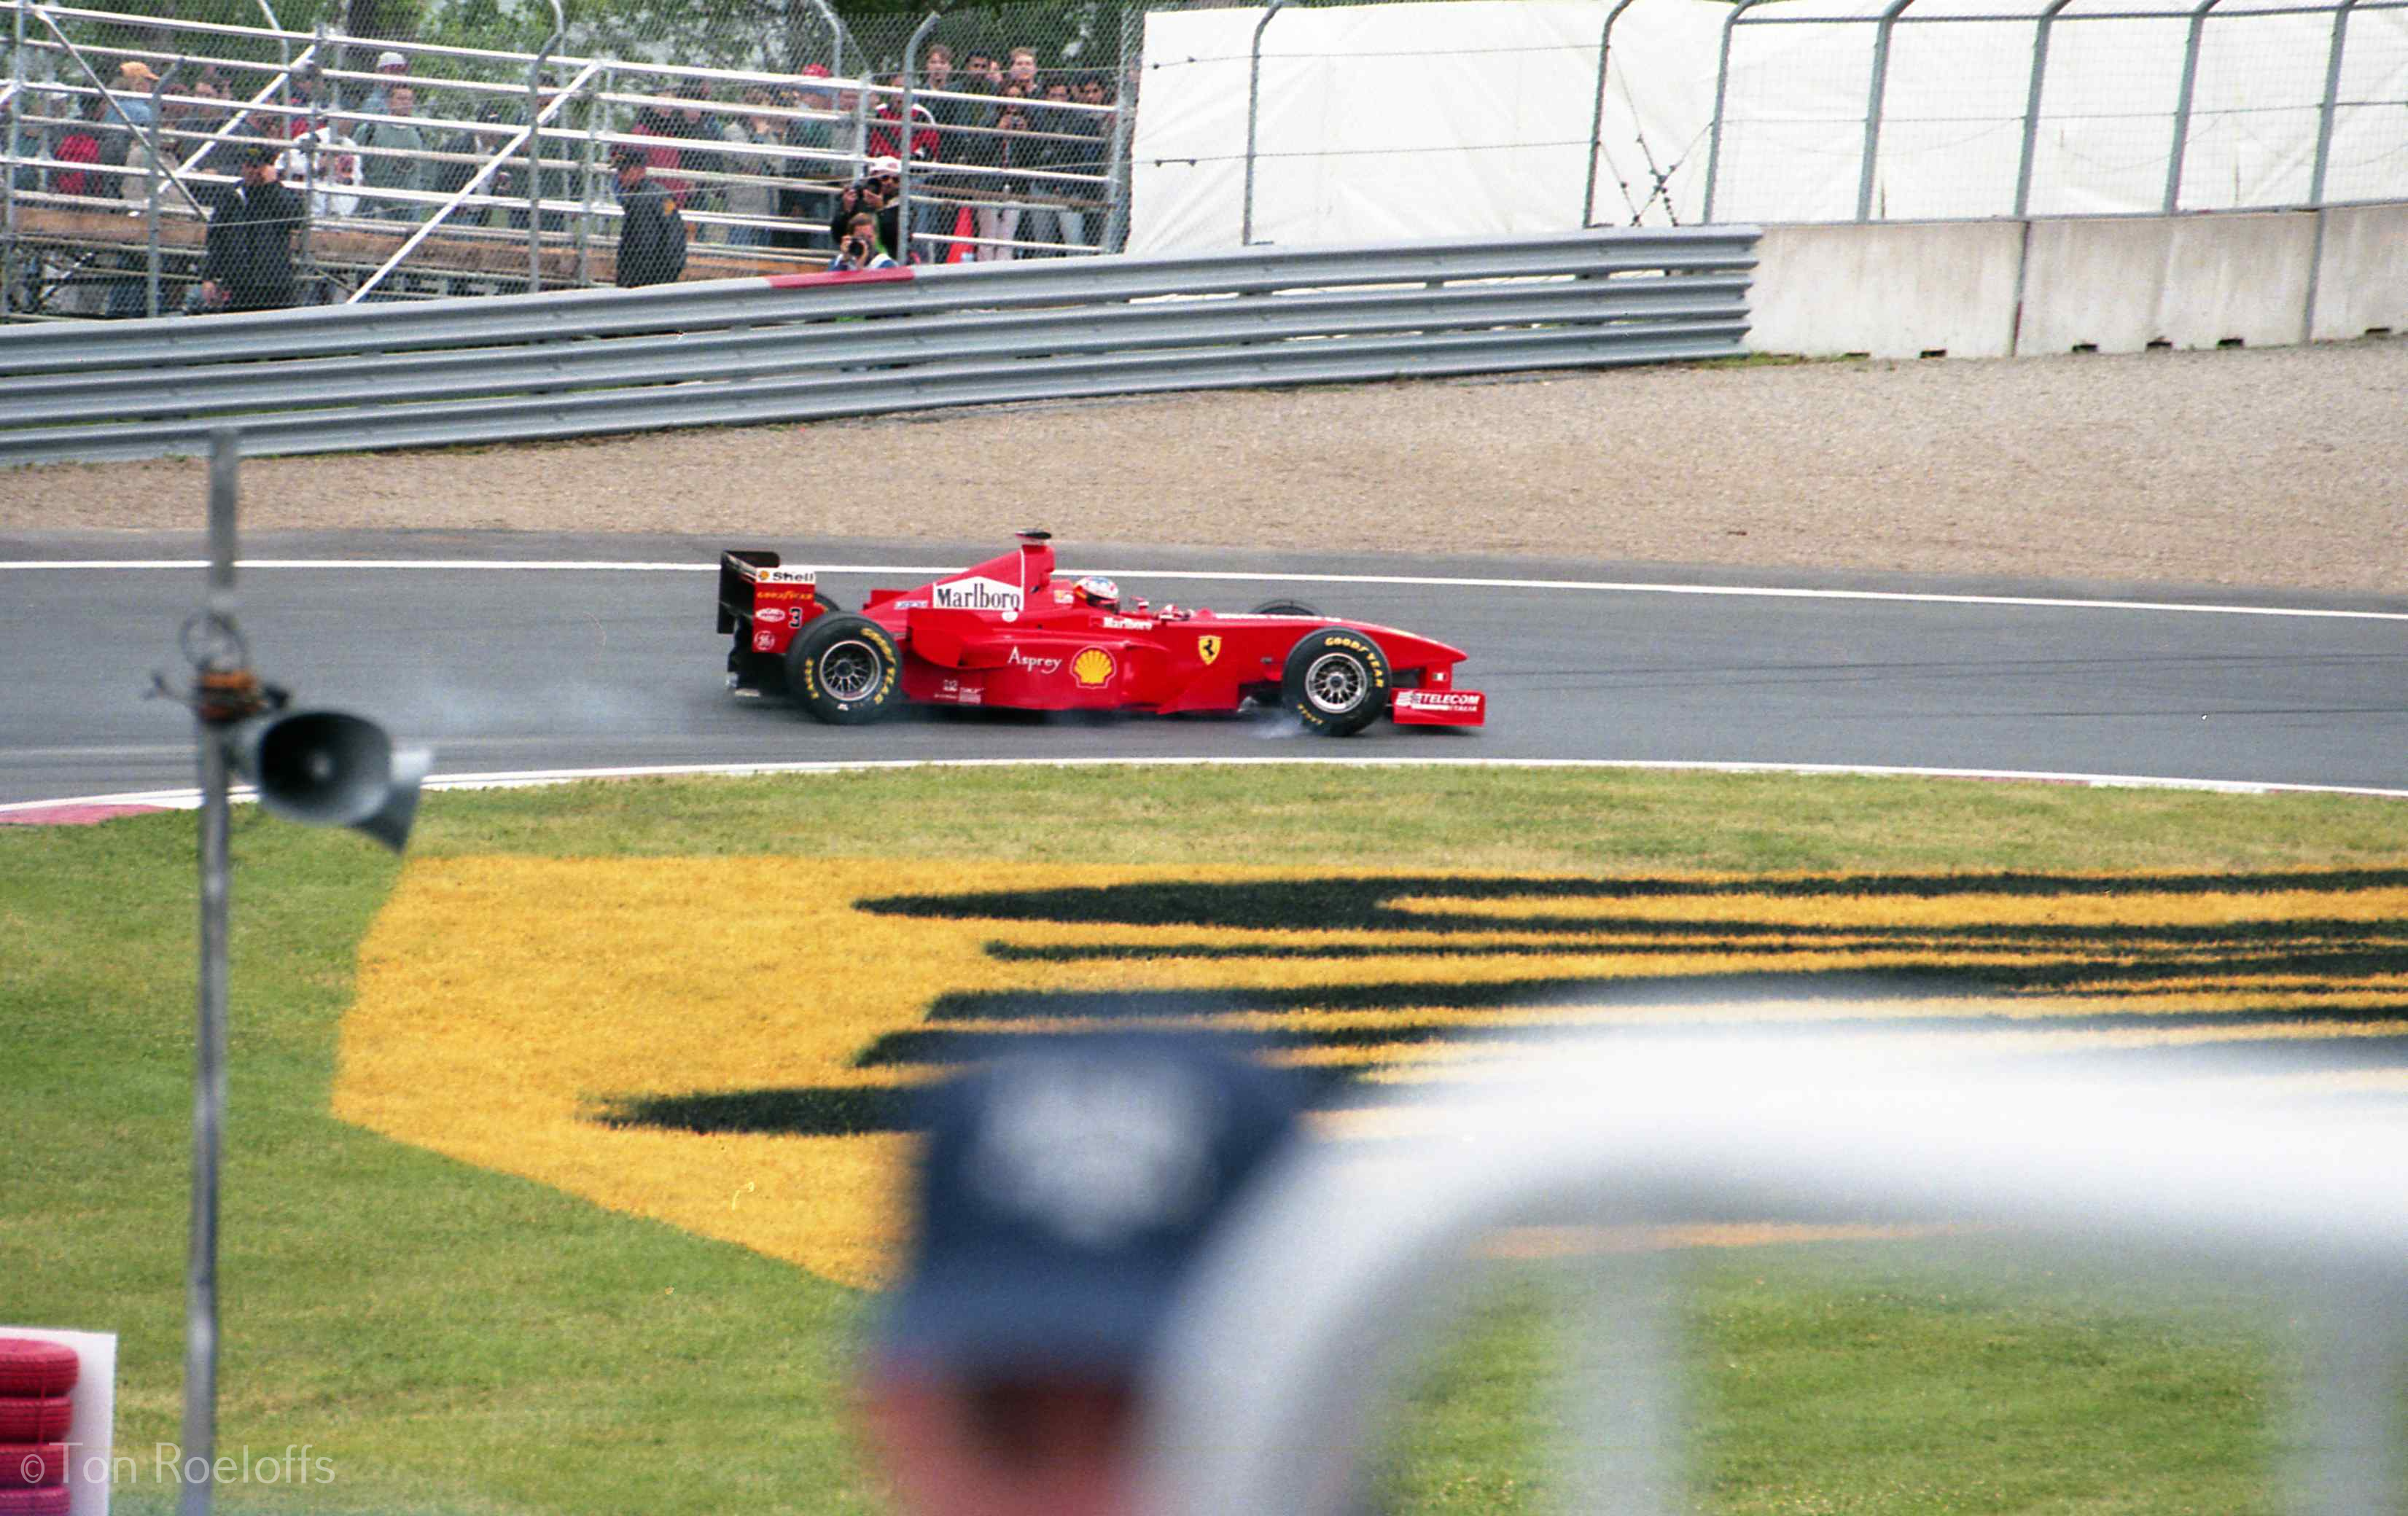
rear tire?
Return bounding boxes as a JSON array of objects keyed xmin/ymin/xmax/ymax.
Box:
[
  {"xmin": 1281, "ymin": 628, "xmax": 1389, "ymax": 737},
  {"xmin": 785, "ymin": 614, "xmax": 903, "ymax": 724},
  {"xmin": 1249, "ymin": 598, "xmax": 1322, "ymax": 617}
]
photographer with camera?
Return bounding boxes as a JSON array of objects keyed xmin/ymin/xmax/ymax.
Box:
[
  {"xmin": 827, "ymin": 156, "xmax": 905, "ymax": 263},
  {"xmin": 827, "ymin": 210, "xmax": 897, "ymax": 270}
]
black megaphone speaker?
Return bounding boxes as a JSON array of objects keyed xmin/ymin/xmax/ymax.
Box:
[{"xmin": 237, "ymin": 709, "xmax": 431, "ymax": 852}]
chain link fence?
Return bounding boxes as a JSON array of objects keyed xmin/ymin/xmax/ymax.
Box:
[{"xmin": 7, "ymin": 0, "xmax": 2407, "ymax": 318}]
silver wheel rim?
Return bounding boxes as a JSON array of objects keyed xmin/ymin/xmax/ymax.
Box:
[
  {"xmin": 819, "ymin": 639, "xmax": 883, "ymax": 703},
  {"xmin": 1304, "ymin": 651, "xmax": 1368, "ymax": 714}
]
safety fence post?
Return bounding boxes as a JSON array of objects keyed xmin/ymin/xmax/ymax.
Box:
[
  {"xmin": 1241, "ymin": 0, "xmax": 1289, "ymax": 244},
  {"xmin": 1581, "ymin": 0, "xmax": 1640, "ymax": 227},
  {"xmin": 1701, "ymin": 0, "xmax": 1769, "ymax": 223},
  {"xmin": 2302, "ymin": 0, "xmax": 2361, "ymax": 341},
  {"xmin": 1856, "ymin": 0, "xmax": 1917, "ymax": 222},
  {"xmin": 2163, "ymin": 0, "xmax": 2226, "ymax": 213},
  {"xmin": 898, "ymin": 9, "xmax": 938, "ymax": 262}
]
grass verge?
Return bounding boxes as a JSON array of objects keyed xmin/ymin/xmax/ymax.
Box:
[{"xmin": 5, "ymin": 765, "xmax": 2403, "ymax": 1514}]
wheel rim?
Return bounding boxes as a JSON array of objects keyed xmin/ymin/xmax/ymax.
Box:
[
  {"xmin": 818, "ymin": 639, "xmax": 884, "ymax": 703},
  {"xmin": 1304, "ymin": 651, "xmax": 1368, "ymax": 714}
]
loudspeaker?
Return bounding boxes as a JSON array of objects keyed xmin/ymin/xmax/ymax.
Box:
[{"xmin": 235, "ymin": 709, "xmax": 430, "ymax": 852}]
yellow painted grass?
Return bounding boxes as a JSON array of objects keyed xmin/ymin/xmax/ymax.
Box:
[{"xmin": 337, "ymin": 858, "xmax": 2408, "ymax": 1290}]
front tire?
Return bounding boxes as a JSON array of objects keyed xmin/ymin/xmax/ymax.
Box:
[
  {"xmin": 1249, "ymin": 597, "xmax": 1322, "ymax": 617},
  {"xmin": 785, "ymin": 614, "xmax": 902, "ymax": 724},
  {"xmin": 1281, "ymin": 628, "xmax": 1389, "ymax": 737}
]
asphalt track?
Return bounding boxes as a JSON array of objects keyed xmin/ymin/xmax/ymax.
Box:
[{"xmin": 4, "ymin": 531, "xmax": 2405, "ymax": 807}]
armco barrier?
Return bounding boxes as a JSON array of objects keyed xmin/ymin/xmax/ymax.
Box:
[{"xmin": 0, "ymin": 230, "xmax": 1756, "ymax": 466}]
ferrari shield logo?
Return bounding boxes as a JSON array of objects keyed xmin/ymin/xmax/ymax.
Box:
[{"xmin": 1197, "ymin": 635, "xmax": 1222, "ymax": 665}]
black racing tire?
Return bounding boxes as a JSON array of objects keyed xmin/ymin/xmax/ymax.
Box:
[
  {"xmin": 1281, "ymin": 628, "xmax": 1390, "ymax": 737},
  {"xmin": 1248, "ymin": 598, "xmax": 1322, "ymax": 617},
  {"xmin": 784, "ymin": 614, "xmax": 903, "ymax": 725},
  {"xmin": 813, "ymin": 590, "xmax": 846, "ymax": 613}
]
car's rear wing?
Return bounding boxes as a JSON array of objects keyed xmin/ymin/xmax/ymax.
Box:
[{"xmin": 717, "ymin": 550, "xmax": 817, "ymax": 634}]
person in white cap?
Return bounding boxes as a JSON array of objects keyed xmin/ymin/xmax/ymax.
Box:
[{"xmin": 362, "ymin": 48, "xmax": 408, "ymax": 115}]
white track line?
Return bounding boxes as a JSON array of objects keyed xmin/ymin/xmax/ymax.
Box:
[
  {"xmin": 4, "ymin": 559, "xmax": 2406, "ymax": 623},
  {"xmin": 6, "ymin": 757, "xmax": 2404, "ymax": 817}
]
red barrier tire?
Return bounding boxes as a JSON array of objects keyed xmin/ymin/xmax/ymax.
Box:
[
  {"xmin": 0, "ymin": 1344, "xmax": 75, "ymax": 1398},
  {"xmin": 0, "ymin": 1445, "xmax": 66, "ymax": 1488},
  {"xmin": 0, "ymin": 1404, "xmax": 68, "ymax": 1443}
]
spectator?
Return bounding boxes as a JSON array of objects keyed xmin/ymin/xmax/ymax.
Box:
[
  {"xmin": 361, "ymin": 50, "xmax": 408, "ymax": 116},
  {"xmin": 52, "ymin": 93, "xmax": 104, "ymax": 199},
  {"xmin": 973, "ymin": 85, "xmax": 1035, "ymax": 260},
  {"xmin": 1018, "ymin": 80, "xmax": 1083, "ymax": 257},
  {"xmin": 106, "ymin": 59, "xmax": 162, "ymax": 203},
  {"xmin": 870, "ymin": 72, "xmax": 938, "ymax": 166},
  {"xmin": 857, "ymin": 1036, "xmax": 1302, "ymax": 1516},
  {"xmin": 826, "ymin": 157, "xmax": 901, "ymax": 264},
  {"xmin": 963, "ymin": 52, "xmax": 1005, "ymax": 93},
  {"xmin": 1005, "ymin": 46, "xmax": 1039, "ymax": 93},
  {"xmin": 719, "ymin": 87, "xmax": 783, "ymax": 247},
  {"xmin": 612, "ymin": 146, "xmax": 687, "ymax": 287},
  {"xmin": 356, "ymin": 83, "xmax": 429, "ymax": 219},
  {"xmin": 827, "ymin": 209, "xmax": 897, "ymax": 270},
  {"xmin": 628, "ymin": 91, "xmax": 694, "ymax": 207},
  {"xmin": 195, "ymin": 144, "xmax": 302, "ymax": 312},
  {"xmin": 777, "ymin": 67, "xmax": 840, "ymax": 252},
  {"xmin": 281, "ymin": 117, "xmax": 364, "ymax": 219}
]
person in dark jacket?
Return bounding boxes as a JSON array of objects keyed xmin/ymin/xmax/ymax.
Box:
[
  {"xmin": 612, "ymin": 148, "xmax": 687, "ymax": 288},
  {"xmin": 196, "ymin": 145, "xmax": 303, "ymax": 312},
  {"xmin": 826, "ymin": 159, "xmax": 903, "ymax": 264}
]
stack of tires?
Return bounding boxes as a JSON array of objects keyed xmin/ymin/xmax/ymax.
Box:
[{"xmin": 0, "ymin": 1339, "xmax": 77, "ymax": 1516}]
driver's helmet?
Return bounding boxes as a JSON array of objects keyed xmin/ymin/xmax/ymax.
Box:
[{"xmin": 1072, "ymin": 575, "xmax": 1121, "ymax": 610}]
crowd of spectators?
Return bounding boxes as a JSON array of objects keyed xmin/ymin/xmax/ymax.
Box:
[{"xmin": 2, "ymin": 31, "xmax": 1126, "ymax": 312}]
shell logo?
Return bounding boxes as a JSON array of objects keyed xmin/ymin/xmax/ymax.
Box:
[{"xmin": 1072, "ymin": 647, "xmax": 1116, "ymax": 688}]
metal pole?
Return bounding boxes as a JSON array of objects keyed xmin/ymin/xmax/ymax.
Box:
[
  {"xmin": 898, "ymin": 10, "xmax": 938, "ymax": 263},
  {"xmin": 2163, "ymin": 0, "xmax": 2224, "ymax": 214},
  {"xmin": 576, "ymin": 66, "xmax": 604, "ymax": 286},
  {"xmin": 1700, "ymin": 0, "xmax": 1769, "ymax": 223},
  {"xmin": 1102, "ymin": 0, "xmax": 1139, "ymax": 254},
  {"xmin": 7, "ymin": 0, "xmax": 28, "ymax": 316},
  {"xmin": 1581, "ymin": 0, "xmax": 1639, "ymax": 228},
  {"xmin": 2301, "ymin": 0, "xmax": 2360, "ymax": 343},
  {"xmin": 1856, "ymin": 0, "xmax": 1917, "ymax": 222},
  {"xmin": 1241, "ymin": 0, "xmax": 1287, "ymax": 245},
  {"xmin": 147, "ymin": 61, "xmax": 180, "ymax": 318},
  {"xmin": 181, "ymin": 429, "xmax": 243, "ymax": 1516},
  {"xmin": 180, "ymin": 39, "xmax": 319, "ymax": 181},
  {"xmin": 2307, "ymin": 0, "xmax": 2357, "ymax": 207},
  {"xmin": 2011, "ymin": 0, "xmax": 2072, "ymax": 220},
  {"xmin": 529, "ymin": 0, "xmax": 564, "ymax": 295}
]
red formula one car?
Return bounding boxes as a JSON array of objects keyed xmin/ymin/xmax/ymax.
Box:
[{"xmin": 716, "ymin": 532, "xmax": 1484, "ymax": 735}]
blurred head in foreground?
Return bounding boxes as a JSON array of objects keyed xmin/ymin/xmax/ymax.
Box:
[{"xmin": 861, "ymin": 1036, "xmax": 1302, "ymax": 1516}]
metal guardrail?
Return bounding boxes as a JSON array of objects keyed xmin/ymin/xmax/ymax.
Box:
[{"xmin": 0, "ymin": 227, "xmax": 1756, "ymax": 466}]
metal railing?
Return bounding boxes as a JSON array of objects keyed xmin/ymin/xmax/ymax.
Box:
[
  {"xmin": 0, "ymin": 0, "xmax": 1129, "ymax": 316},
  {"xmin": 1142, "ymin": 1034, "xmax": 2408, "ymax": 1516},
  {"xmin": 0, "ymin": 227, "xmax": 1755, "ymax": 465}
]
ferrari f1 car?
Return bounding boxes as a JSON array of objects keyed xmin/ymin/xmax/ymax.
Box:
[{"xmin": 716, "ymin": 532, "xmax": 1484, "ymax": 735}]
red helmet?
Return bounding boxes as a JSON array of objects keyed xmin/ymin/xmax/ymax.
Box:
[{"xmin": 1073, "ymin": 575, "xmax": 1120, "ymax": 610}]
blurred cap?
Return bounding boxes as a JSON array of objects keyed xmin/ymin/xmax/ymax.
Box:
[
  {"xmin": 609, "ymin": 146, "xmax": 645, "ymax": 170},
  {"xmin": 867, "ymin": 155, "xmax": 902, "ymax": 178},
  {"xmin": 875, "ymin": 1035, "xmax": 1302, "ymax": 1381},
  {"xmin": 117, "ymin": 60, "xmax": 159, "ymax": 85},
  {"xmin": 375, "ymin": 50, "xmax": 408, "ymax": 71},
  {"xmin": 238, "ymin": 142, "xmax": 280, "ymax": 167},
  {"xmin": 799, "ymin": 63, "xmax": 833, "ymax": 78}
]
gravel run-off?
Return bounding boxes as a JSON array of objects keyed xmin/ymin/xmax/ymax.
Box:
[{"xmin": 4, "ymin": 337, "xmax": 2403, "ymax": 595}]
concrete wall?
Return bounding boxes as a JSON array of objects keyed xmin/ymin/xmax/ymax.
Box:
[
  {"xmin": 1751, "ymin": 222, "xmax": 2023, "ymax": 359},
  {"xmin": 2017, "ymin": 214, "xmax": 2317, "ymax": 354},
  {"xmin": 1749, "ymin": 205, "xmax": 2401, "ymax": 359},
  {"xmin": 2310, "ymin": 204, "xmax": 2408, "ymax": 343}
]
